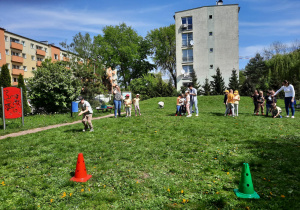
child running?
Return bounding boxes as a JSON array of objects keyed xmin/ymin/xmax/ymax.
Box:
[
  {"xmin": 133, "ymin": 94, "xmax": 141, "ymax": 116},
  {"xmin": 185, "ymin": 91, "xmax": 191, "ymax": 117},
  {"xmin": 124, "ymin": 94, "xmax": 132, "ymax": 117}
]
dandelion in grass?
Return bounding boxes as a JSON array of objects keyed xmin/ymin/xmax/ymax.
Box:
[
  {"xmin": 1, "ymin": 181, "xmax": 5, "ymax": 186},
  {"xmin": 181, "ymin": 190, "xmax": 184, "ymax": 194},
  {"xmin": 136, "ymin": 181, "xmax": 139, "ymax": 184},
  {"xmin": 50, "ymin": 199, "xmax": 54, "ymax": 203},
  {"xmin": 104, "ymin": 185, "xmax": 106, "ymax": 188},
  {"xmin": 81, "ymin": 189, "xmax": 84, "ymax": 192},
  {"xmin": 167, "ymin": 188, "xmax": 170, "ymax": 192},
  {"xmin": 88, "ymin": 188, "xmax": 91, "ymax": 192},
  {"xmin": 216, "ymin": 192, "xmax": 220, "ymax": 194},
  {"xmin": 281, "ymin": 195, "xmax": 285, "ymax": 198},
  {"xmin": 69, "ymin": 193, "xmax": 72, "ymax": 196},
  {"xmin": 270, "ymin": 192, "xmax": 272, "ymax": 195},
  {"xmin": 182, "ymin": 199, "xmax": 186, "ymax": 203},
  {"xmin": 227, "ymin": 172, "xmax": 230, "ymax": 175},
  {"xmin": 61, "ymin": 192, "xmax": 66, "ymax": 198}
]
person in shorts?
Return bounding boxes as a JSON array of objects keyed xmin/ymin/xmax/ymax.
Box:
[{"xmin": 78, "ymin": 96, "xmax": 94, "ymax": 132}]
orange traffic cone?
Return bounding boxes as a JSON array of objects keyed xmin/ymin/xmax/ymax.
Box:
[{"xmin": 70, "ymin": 153, "xmax": 92, "ymax": 182}]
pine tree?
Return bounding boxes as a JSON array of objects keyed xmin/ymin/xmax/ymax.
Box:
[
  {"xmin": 17, "ymin": 74, "xmax": 31, "ymax": 114},
  {"xmin": 190, "ymin": 70, "xmax": 201, "ymax": 95},
  {"xmin": 244, "ymin": 53, "xmax": 267, "ymax": 87},
  {"xmin": 0, "ymin": 64, "xmax": 12, "ymax": 88},
  {"xmin": 202, "ymin": 78, "xmax": 211, "ymax": 95},
  {"xmin": 240, "ymin": 78, "xmax": 254, "ymax": 96},
  {"xmin": 211, "ymin": 67, "xmax": 225, "ymax": 95},
  {"xmin": 228, "ymin": 69, "xmax": 240, "ymax": 91}
]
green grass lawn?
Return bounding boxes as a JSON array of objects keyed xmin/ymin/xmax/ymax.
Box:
[
  {"xmin": 0, "ymin": 109, "xmax": 113, "ymax": 136},
  {"xmin": 0, "ymin": 96, "xmax": 299, "ymax": 209}
]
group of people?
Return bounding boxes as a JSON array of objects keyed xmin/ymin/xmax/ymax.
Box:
[
  {"xmin": 251, "ymin": 80, "xmax": 296, "ymax": 118},
  {"xmin": 113, "ymin": 85, "xmax": 141, "ymax": 118},
  {"xmin": 175, "ymin": 84, "xmax": 199, "ymax": 117},
  {"xmin": 223, "ymin": 89, "xmax": 240, "ymax": 117}
]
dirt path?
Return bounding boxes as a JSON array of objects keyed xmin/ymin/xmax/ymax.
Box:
[{"xmin": 0, "ymin": 113, "xmax": 122, "ymax": 140}]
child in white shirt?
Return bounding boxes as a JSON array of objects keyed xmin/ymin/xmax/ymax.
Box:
[{"xmin": 133, "ymin": 94, "xmax": 141, "ymax": 116}]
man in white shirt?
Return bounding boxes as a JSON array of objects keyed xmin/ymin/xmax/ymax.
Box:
[
  {"xmin": 78, "ymin": 96, "xmax": 94, "ymax": 132},
  {"xmin": 188, "ymin": 84, "xmax": 199, "ymax": 116}
]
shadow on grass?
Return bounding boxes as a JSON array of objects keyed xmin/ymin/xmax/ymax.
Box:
[{"xmin": 64, "ymin": 129, "xmax": 84, "ymax": 133}]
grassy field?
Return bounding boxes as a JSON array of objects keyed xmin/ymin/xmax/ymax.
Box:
[
  {"xmin": 0, "ymin": 96, "xmax": 299, "ymax": 209},
  {"xmin": 0, "ymin": 109, "xmax": 113, "ymax": 136}
]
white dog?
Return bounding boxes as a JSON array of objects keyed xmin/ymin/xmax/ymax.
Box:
[{"xmin": 158, "ymin": 101, "xmax": 164, "ymax": 108}]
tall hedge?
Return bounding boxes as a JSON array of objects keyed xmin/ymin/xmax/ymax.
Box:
[
  {"xmin": 17, "ymin": 74, "xmax": 31, "ymax": 114},
  {"xmin": 0, "ymin": 64, "xmax": 11, "ymax": 118}
]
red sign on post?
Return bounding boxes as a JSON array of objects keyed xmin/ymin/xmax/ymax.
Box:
[{"xmin": 3, "ymin": 87, "xmax": 22, "ymax": 119}]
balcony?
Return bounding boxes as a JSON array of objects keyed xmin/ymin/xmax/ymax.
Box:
[
  {"xmin": 182, "ymin": 73, "xmax": 192, "ymax": 80},
  {"xmin": 36, "ymin": 49, "xmax": 46, "ymax": 56},
  {"xmin": 182, "ymin": 56, "xmax": 193, "ymax": 63},
  {"xmin": 11, "ymin": 42, "xmax": 23, "ymax": 51},
  {"xmin": 36, "ymin": 61, "xmax": 42, "ymax": 67},
  {"xmin": 12, "ymin": 69, "xmax": 24, "ymax": 76},
  {"xmin": 11, "ymin": 55, "xmax": 24, "ymax": 63},
  {"xmin": 13, "ymin": 82, "xmax": 18, "ymax": 86}
]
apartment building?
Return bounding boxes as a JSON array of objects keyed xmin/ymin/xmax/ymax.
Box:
[
  {"xmin": 174, "ymin": 0, "xmax": 239, "ymax": 90},
  {"xmin": 0, "ymin": 27, "xmax": 72, "ymax": 86}
]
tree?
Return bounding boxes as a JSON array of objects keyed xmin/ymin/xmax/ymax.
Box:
[
  {"xmin": 166, "ymin": 78, "xmax": 177, "ymax": 97},
  {"xmin": 147, "ymin": 24, "xmax": 176, "ymax": 88},
  {"xmin": 202, "ymin": 78, "xmax": 212, "ymax": 96},
  {"xmin": 240, "ymin": 78, "xmax": 254, "ymax": 96},
  {"xmin": 94, "ymin": 23, "xmax": 153, "ymax": 88},
  {"xmin": 228, "ymin": 69, "xmax": 239, "ymax": 91},
  {"xmin": 28, "ymin": 59, "xmax": 81, "ymax": 113},
  {"xmin": 0, "ymin": 64, "xmax": 11, "ymax": 88},
  {"xmin": 17, "ymin": 74, "xmax": 31, "ymax": 114},
  {"xmin": 190, "ymin": 70, "xmax": 201, "ymax": 95},
  {"xmin": 244, "ymin": 53, "xmax": 267, "ymax": 87},
  {"xmin": 239, "ymin": 70, "xmax": 246, "ymax": 85},
  {"xmin": 211, "ymin": 67, "xmax": 225, "ymax": 95}
]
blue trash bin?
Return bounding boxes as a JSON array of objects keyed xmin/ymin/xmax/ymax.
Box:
[{"xmin": 72, "ymin": 101, "xmax": 78, "ymax": 112}]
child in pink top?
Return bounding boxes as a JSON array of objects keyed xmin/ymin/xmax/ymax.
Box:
[{"xmin": 185, "ymin": 91, "xmax": 191, "ymax": 117}]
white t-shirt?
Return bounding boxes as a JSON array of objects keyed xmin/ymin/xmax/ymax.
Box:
[
  {"xmin": 78, "ymin": 101, "xmax": 93, "ymax": 114},
  {"xmin": 275, "ymin": 85, "xmax": 295, "ymax": 98}
]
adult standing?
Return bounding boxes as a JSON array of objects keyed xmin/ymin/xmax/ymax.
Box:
[
  {"xmin": 78, "ymin": 96, "xmax": 94, "ymax": 132},
  {"xmin": 113, "ymin": 85, "xmax": 122, "ymax": 118},
  {"xmin": 188, "ymin": 84, "xmax": 199, "ymax": 117},
  {"xmin": 273, "ymin": 80, "xmax": 295, "ymax": 118}
]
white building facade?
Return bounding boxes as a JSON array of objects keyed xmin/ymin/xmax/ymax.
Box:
[{"xmin": 175, "ymin": 1, "xmax": 240, "ymax": 90}]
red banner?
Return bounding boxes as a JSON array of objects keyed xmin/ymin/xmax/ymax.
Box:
[{"xmin": 3, "ymin": 87, "xmax": 22, "ymax": 119}]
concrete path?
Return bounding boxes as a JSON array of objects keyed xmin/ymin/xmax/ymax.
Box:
[{"xmin": 0, "ymin": 113, "xmax": 122, "ymax": 140}]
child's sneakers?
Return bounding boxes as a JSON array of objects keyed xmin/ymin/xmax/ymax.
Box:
[
  {"xmin": 186, "ymin": 114, "xmax": 192, "ymax": 117},
  {"xmin": 291, "ymin": 116, "xmax": 295, "ymax": 118}
]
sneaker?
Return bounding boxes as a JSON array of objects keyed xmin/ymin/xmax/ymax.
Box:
[
  {"xmin": 196, "ymin": 114, "xmax": 199, "ymax": 117},
  {"xmin": 90, "ymin": 128, "xmax": 94, "ymax": 132},
  {"xmin": 186, "ymin": 114, "xmax": 192, "ymax": 117},
  {"xmin": 286, "ymin": 115, "xmax": 290, "ymax": 118},
  {"xmin": 83, "ymin": 129, "xmax": 86, "ymax": 132},
  {"xmin": 291, "ymin": 116, "xmax": 295, "ymax": 118}
]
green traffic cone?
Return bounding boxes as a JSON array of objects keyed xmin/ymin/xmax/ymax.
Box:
[{"xmin": 234, "ymin": 163, "xmax": 260, "ymax": 199}]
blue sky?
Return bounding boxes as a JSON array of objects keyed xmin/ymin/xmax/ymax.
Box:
[{"xmin": 1, "ymin": 0, "xmax": 299, "ymax": 70}]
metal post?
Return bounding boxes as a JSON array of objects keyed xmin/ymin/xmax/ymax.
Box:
[
  {"xmin": 1, "ymin": 87, "xmax": 5, "ymax": 130},
  {"xmin": 21, "ymin": 87, "xmax": 24, "ymax": 126},
  {"xmin": 71, "ymin": 101, "xmax": 73, "ymax": 117}
]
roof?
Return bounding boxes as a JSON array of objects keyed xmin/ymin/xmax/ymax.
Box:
[{"xmin": 175, "ymin": 4, "xmax": 239, "ymax": 14}]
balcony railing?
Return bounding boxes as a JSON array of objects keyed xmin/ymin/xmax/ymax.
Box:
[
  {"xmin": 36, "ymin": 49, "xmax": 46, "ymax": 56},
  {"xmin": 36, "ymin": 61, "xmax": 42, "ymax": 67},
  {"xmin": 11, "ymin": 55, "xmax": 24, "ymax": 63},
  {"xmin": 12, "ymin": 69, "xmax": 24, "ymax": 76},
  {"xmin": 11, "ymin": 42, "xmax": 23, "ymax": 51},
  {"xmin": 182, "ymin": 56, "xmax": 193, "ymax": 63}
]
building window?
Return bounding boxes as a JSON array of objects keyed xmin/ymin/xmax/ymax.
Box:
[
  {"xmin": 31, "ymin": 44, "xmax": 34, "ymax": 49},
  {"xmin": 209, "ymin": 15, "xmax": 213, "ymax": 19},
  {"xmin": 5, "ymin": 49, "xmax": 9, "ymax": 55},
  {"xmin": 45, "ymin": 48, "xmax": 48, "ymax": 53},
  {"xmin": 37, "ymin": 57, "xmax": 43, "ymax": 61},
  {"xmin": 11, "ymin": 51, "xmax": 20, "ymax": 56},
  {"xmin": 22, "ymin": 41, "xmax": 26, "ymax": 46},
  {"xmin": 210, "ymin": 48, "xmax": 214, "ymax": 53},
  {"xmin": 182, "ymin": 33, "xmax": 193, "ymax": 47},
  {"xmin": 22, "ymin": 53, "xmax": 26, "ymax": 58},
  {"xmin": 182, "ymin": 49, "xmax": 193, "ymax": 62},
  {"xmin": 7, "ymin": 64, "xmax": 10, "ymax": 69},
  {"xmin": 5, "ymin": 36, "xmax": 8, "ymax": 42},
  {"xmin": 182, "ymin": 65, "xmax": 193, "ymax": 75},
  {"xmin": 181, "ymin": 16, "xmax": 192, "ymax": 31},
  {"xmin": 31, "ymin": 55, "xmax": 35, "ymax": 61},
  {"xmin": 54, "ymin": 54, "xmax": 58, "ymax": 60},
  {"xmin": 32, "ymin": 67, "xmax": 36, "ymax": 71},
  {"xmin": 210, "ymin": 65, "xmax": 214, "ymax": 69},
  {"xmin": 24, "ymin": 66, "xmax": 27, "ymax": 71},
  {"xmin": 13, "ymin": 65, "xmax": 20, "ymax": 69},
  {"xmin": 209, "ymin": 32, "xmax": 213, "ymax": 36},
  {"xmin": 13, "ymin": 78, "xmax": 17, "ymax": 82}
]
